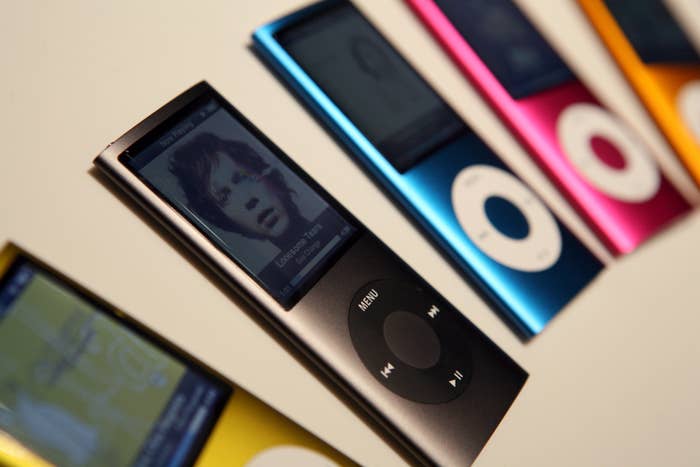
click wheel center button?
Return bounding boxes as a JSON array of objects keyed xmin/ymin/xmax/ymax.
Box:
[{"xmin": 383, "ymin": 311, "xmax": 441, "ymax": 369}]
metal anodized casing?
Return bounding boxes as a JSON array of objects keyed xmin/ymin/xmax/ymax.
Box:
[
  {"xmin": 578, "ymin": 0, "xmax": 700, "ymax": 187},
  {"xmin": 407, "ymin": 0, "xmax": 691, "ymax": 256},
  {"xmin": 94, "ymin": 81, "xmax": 527, "ymax": 466},
  {"xmin": 253, "ymin": 0, "xmax": 603, "ymax": 337}
]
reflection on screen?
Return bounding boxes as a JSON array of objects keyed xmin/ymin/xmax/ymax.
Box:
[
  {"xmin": 277, "ymin": 2, "xmax": 466, "ymax": 172},
  {"xmin": 604, "ymin": 0, "xmax": 700, "ymax": 64},
  {"xmin": 124, "ymin": 99, "xmax": 356, "ymax": 307},
  {"xmin": 434, "ymin": 0, "xmax": 574, "ymax": 98},
  {"xmin": 0, "ymin": 260, "xmax": 229, "ymax": 466}
]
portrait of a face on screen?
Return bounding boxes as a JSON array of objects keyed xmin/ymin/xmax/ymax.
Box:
[{"xmin": 125, "ymin": 99, "xmax": 355, "ymax": 306}]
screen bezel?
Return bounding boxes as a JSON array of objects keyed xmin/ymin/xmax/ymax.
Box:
[
  {"xmin": 116, "ymin": 84, "xmax": 362, "ymax": 309},
  {"xmin": 0, "ymin": 245, "xmax": 232, "ymax": 467},
  {"xmin": 603, "ymin": 0, "xmax": 700, "ymax": 65},
  {"xmin": 432, "ymin": 0, "xmax": 575, "ymax": 99},
  {"xmin": 271, "ymin": 0, "xmax": 469, "ymax": 173}
]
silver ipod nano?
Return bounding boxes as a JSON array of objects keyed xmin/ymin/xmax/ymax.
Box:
[{"xmin": 94, "ymin": 81, "xmax": 527, "ymax": 466}]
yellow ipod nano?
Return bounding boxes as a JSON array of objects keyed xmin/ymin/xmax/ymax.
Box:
[
  {"xmin": 195, "ymin": 389, "xmax": 350, "ymax": 467},
  {"xmin": 0, "ymin": 243, "xmax": 355, "ymax": 467},
  {"xmin": 578, "ymin": 0, "xmax": 700, "ymax": 186},
  {"xmin": 0, "ymin": 430, "xmax": 53, "ymax": 467}
]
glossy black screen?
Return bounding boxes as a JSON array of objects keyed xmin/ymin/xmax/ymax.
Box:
[
  {"xmin": 435, "ymin": 0, "xmax": 574, "ymax": 98},
  {"xmin": 277, "ymin": 1, "xmax": 466, "ymax": 172},
  {"xmin": 604, "ymin": 0, "xmax": 700, "ymax": 64}
]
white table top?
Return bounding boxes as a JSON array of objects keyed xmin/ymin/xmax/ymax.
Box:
[{"xmin": 2, "ymin": 1, "xmax": 700, "ymax": 465}]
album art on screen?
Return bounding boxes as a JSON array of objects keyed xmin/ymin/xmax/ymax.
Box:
[{"xmin": 125, "ymin": 98, "xmax": 355, "ymax": 306}]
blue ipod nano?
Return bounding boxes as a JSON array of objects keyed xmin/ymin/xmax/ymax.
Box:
[{"xmin": 253, "ymin": 0, "xmax": 603, "ymax": 337}]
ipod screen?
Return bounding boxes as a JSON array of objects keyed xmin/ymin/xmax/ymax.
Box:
[
  {"xmin": 123, "ymin": 98, "xmax": 357, "ymax": 307},
  {"xmin": 603, "ymin": 0, "xmax": 700, "ymax": 64},
  {"xmin": 276, "ymin": 2, "xmax": 467, "ymax": 172},
  {"xmin": 0, "ymin": 257, "xmax": 230, "ymax": 466},
  {"xmin": 434, "ymin": 0, "xmax": 574, "ymax": 98}
]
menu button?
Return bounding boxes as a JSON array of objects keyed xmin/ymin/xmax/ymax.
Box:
[{"xmin": 357, "ymin": 288, "xmax": 379, "ymax": 312}]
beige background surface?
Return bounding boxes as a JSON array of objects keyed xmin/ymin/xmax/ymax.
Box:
[{"xmin": 2, "ymin": 1, "xmax": 700, "ymax": 465}]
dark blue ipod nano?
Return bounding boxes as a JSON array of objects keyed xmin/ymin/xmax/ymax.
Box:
[{"xmin": 253, "ymin": 0, "xmax": 603, "ymax": 337}]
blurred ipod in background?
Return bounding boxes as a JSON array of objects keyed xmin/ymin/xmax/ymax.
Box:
[
  {"xmin": 254, "ymin": 0, "xmax": 603, "ymax": 338},
  {"xmin": 0, "ymin": 243, "xmax": 355, "ymax": 466},
  {"xmin": 579, "ymin": 0, "xmax": 700, "ymax": 188},
  {"xmin": 408, "ymin": 0, "xmax": 691, "ymax": 256}
]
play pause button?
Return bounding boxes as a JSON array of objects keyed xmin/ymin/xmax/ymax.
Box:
[{"xmin": 449, "ymin": 370, "xmax": 464, "ymax": 388}]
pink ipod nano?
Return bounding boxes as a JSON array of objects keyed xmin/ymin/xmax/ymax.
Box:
[{"xmin": 407, "ymin": 0, "xmax": 691, "ymax": 255}]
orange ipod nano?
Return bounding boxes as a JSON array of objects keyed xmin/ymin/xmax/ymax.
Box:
[{"xmin": 578, "ymin": 0, "xmax": 700, "ymax": 186}]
